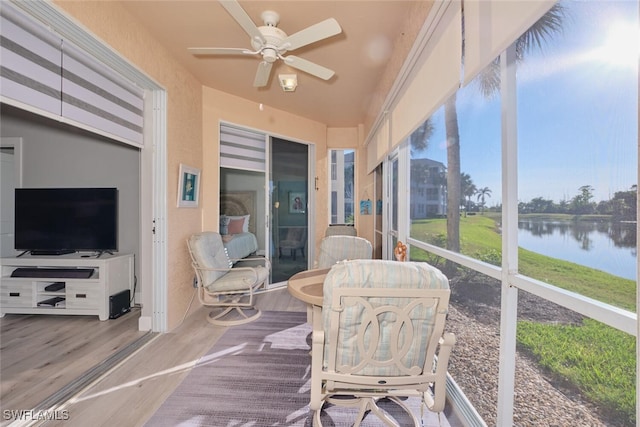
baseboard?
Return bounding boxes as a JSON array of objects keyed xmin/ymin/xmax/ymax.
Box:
[{"xmin": 138, "ymin": 315, "xmax": 152, "ymax": 331}]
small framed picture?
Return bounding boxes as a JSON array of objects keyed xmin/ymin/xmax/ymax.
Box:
[
  {"xmin": 177, "ymin": 164, "xmax": 200, "ymax": 208},
  {"xmin": 289, "ymin": 192, "xmax": 306, "ymax": 214},
  {"xmin": 360, "ymin": 199, "xmax": 372, "ymax": 215}
]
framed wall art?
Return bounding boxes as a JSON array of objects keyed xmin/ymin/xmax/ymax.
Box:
[
  {"xmin": 177, "ymin": 164, "xmax": 200, "ymax": 208},
  {"xmin": 289, "ymin": 192, "xmax": 306, "ymax": 214}
]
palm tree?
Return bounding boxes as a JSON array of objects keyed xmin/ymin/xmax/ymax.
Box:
[
  {"xmin": 431, "ymin": 169, "xmax": 448, "ymax": 217},
  {"xmin": 461, "ymin": 173, "xmax": 477, "ymax": 216},
  {"xmin": 409, "ymin": 120, "xmax": 436, "ymax": 191},
  {"xmin": 409, "ymin": 120, "xmax": 437, "ymax": 218},
  {"xmin": 445, "ymin": 95, "xmax": 462, "ymax": 251},
  {"xmin": 476, "ymin": 186, "xmax": 492, "ymax": 213},
  {"xmin": 444, "ymin": 4, "xmax": 565, "ymax": 253},
  {"xmin": 410, "ymin": 119, "xmax": 434, "ymax": 155}
]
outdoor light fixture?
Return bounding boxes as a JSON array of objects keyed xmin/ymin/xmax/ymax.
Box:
[{"xmin": 279, "ymin": 74, "xmax": 297, "ymax": 92}]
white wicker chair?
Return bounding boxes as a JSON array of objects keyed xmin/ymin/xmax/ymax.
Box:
[
  {"xmin": 187, "ymin": 231, "xmax": 270, "ymax": 326},
  {"xmin": 310, "ymin": 259, "xmax": 455, "ymax": 426}
]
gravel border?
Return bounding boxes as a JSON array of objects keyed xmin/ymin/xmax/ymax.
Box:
[{"xmin": 445, "ymin": 304, "xmax": 610, "ymax": 427}]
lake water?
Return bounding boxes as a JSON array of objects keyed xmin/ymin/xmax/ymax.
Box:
[{"xmin": 518, "ymin": 219, "xmax": 637, "ymax": 281}]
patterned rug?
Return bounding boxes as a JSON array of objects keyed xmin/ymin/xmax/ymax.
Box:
[{"xmin": 144, "ymin": 311, "xmax": 450, "ymax": 426}]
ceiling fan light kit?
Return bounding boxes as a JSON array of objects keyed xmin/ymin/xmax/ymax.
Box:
[
  {"xmin": 189, "ymin": 0, "xmax": 342, "ymax": 89},
  {"xmin": 278, "ymin": 74, "xmax": 298, "ymax": 92}
]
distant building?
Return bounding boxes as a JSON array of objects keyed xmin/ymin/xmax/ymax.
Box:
[
  {"xmin": 410, "ymin": 158, "xmax": 446, "ymax": 219},
  {"xmin": 330, "ymin": 150, "xmax": 354, "ymax": 223}
]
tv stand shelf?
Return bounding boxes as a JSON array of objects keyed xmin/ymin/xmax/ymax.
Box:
[{"xmin": 1, "ymin": 253, "xmax": 133, "ymax": 321}]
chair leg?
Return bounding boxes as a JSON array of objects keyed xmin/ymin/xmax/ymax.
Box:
[
  {"xmin": 313, "ymin": 408, "xmax": 322, "ymax": 427},
  {"xmin": 359, "ymin": 397, "xmax": 414, "ymax": 427},
  {"xmin": 321, "ymin": 395, "xmax": 420, "ymax": 427},
  {"xmin": 205, "ymin": 306, "xmax": 261, "ymax": 326}
]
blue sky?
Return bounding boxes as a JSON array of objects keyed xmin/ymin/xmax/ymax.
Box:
[{"xmin": 414, "ymin": 0, "xmax": 638, "ymax": 206}]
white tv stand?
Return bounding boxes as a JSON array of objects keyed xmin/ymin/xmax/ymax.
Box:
[{"xmin": 0, "ymin": 253, "xmax": 134, "ymax": 321}]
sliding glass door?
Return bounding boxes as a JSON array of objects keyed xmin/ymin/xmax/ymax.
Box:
[
  {"xmin": 219, "ymin": 123, "xmax": 312, "ymax": 285},
  {"xmin": 269, "ymin": 138, "xmax": 310, "ymax": 283}
]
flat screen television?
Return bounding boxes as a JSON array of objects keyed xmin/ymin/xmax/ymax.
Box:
[{"xmin": 15, "ymin": 188, "xmax": 118, "ymax": 255}]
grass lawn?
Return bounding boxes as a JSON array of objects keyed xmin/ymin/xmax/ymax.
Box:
[{"xmin": 410, "ymin": 214, "xmax": 636, "ymax": 424}]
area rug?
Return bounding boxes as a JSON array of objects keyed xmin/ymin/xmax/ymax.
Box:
[{"xmin": 144, "ymin": 311, "xmax": 450, "ymax": 426}]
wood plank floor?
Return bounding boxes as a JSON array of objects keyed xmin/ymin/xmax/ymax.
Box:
[
  {"xmin": 2, "ymin": 287, "xmax": 462, "ymax": 427},
  {"xmin": 1, "ymin": 306, "xmax": 147, "ymax": 413},
  {"xmin": 2, "ymin": 287, "xmax": 306, "ymax": 426}
]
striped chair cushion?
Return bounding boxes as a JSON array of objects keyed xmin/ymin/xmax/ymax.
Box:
[
  {"xmin": 322, "ymin": 259, "xmax": 449, "ymax": 376},
  {"xmin": 316, "ymin": 236, "xmax": 372, "ymax": 268}
]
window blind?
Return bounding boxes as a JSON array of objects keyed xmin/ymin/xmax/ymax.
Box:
[
  {"xmin": 1, "ymin": 2, "xmax": 145, "ymax": 147},
  {"xmin": 0, "ymin": 5, "xmax": 62, "ymax": 116},
  {"xmin": 62, "ymin": 41, "xmax": 144, "ymax": 146},
  {"xmin": 390, "ymin": 1, "xmax": 462, "ymax": 147},
  {"xmin": 367, "ymin": 116, "xmax": 390, "ymax": 174},
  {"xmin": 463, "ymin": 0, "xmax": 556, "ymax": 85},
  {"xmin": 219, "ymin": 124, "xmax": 266, "ymax": 172}
]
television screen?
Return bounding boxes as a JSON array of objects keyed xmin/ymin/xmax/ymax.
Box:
[{"xmin": 15, "ymin": 188, "xmax": 118, "ymax": 255}]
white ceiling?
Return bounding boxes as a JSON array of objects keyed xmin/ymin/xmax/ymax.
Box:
[{"xmin": 118, "ymin": 1, "xmax": 426, "ymax": 128}]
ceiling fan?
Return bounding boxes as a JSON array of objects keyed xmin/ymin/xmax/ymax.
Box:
[{"xmin": 188, "ymin": 0, "xmax": 342, "ymax": 88}]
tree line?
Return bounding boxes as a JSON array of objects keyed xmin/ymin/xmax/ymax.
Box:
[
  {"xmin": 456, "ymin": 173, "xmax": 635, "ymax": 220},
  {"xmin": 514, "ymin": 185, "xmax": 637, "ymax": 219}
]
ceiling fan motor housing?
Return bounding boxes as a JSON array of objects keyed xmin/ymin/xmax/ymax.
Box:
[{"xmin": 251, "ymin": 26, "xmax": 288, "ymax": 58}]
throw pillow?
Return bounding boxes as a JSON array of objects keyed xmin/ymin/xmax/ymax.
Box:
[
  {"xmin": 225, "ymin": 214, "xmax": 250, "ymax": 233},
  {"xmin": 219, "ymin": 216, "xmax": 231, "ymax": 235},
  {"xmin": 227, "ymin": 217, "xmax": 245, "ymax": 235}
]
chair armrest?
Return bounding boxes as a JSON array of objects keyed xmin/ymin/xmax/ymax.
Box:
[
  {"xmin": 428, "ymin": 332, "xmax": 456, "ymax": 412},
  {"xmin": 312, "ymin": 329, "xmax": 325, "ymax": 345},
  {"xmin": 441, "ymin": 332, "xmax": 456, "ymax": 347},
  {"xmin": 191, "ymin": 263, "xmax": 263, "ymax": 288},
  {"xmin": 191, "ymin": 264, "xmax": 234, "ymax": 273},
  {"xmin": 310, "ymin": 329, "xmax": 326, "ymax": 411},
  {"xmin": 232, "ymin": 256, "xmax": 272, "ymax": 270}
]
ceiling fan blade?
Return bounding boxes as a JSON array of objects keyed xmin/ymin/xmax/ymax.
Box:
[
  {"xmin": 219, "ymin": 0, "xmax": 265, "ymax": 45},
  {"xmin": 188, "ymin": 47, "xmax": 251, "ymax": 56},
  {"xmin": 282, "ymin": 18, "xmax": 342, "ymax": 51},
  {"xmin": 253, "ymin": 61, "xmax": 273, "ymax": 87},
  {"xmin": 284, "ymin": 55, "xmax": 335, "ymax": 80}
]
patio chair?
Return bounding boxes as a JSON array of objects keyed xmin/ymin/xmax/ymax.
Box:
[
  {"xmin": 279, "ymin": 227, "xmax": 307, "ymax": 260},
  {"xmin": 316, "ymin": 235, "xmax": 372, "ymax": 268},
  {"xmin": 187, "ymin": 231, "xmax": 270, "ymax": 326},
  {"xmin": 310, "ymin": 259, "xmax": 455, "ymax": 426},
  {"xmin": 324, "ymin": 224, "xmax": 357, "ymax": 237}
]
